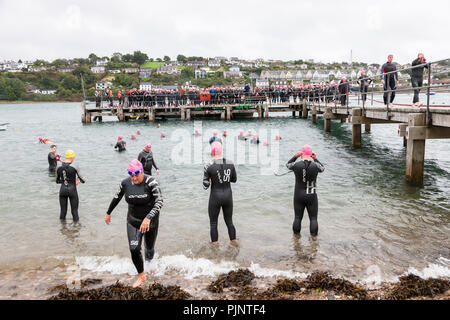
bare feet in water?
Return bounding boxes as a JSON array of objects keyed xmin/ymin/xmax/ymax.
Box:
[
  {"xmin": 133, "ymin": 272, "xmax": 146, "ymax": 288},
  {"xmin": 311, "ymin": 236, "xmax": 318, "ymax": 241}
]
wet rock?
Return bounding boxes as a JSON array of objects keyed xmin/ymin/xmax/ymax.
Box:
[
  {"xmin": 387, "ymin": 274, "xmax": 450, "ymax": 300},
  {"xmin": 207, "ymin": 269, "xmax": 255, "ymax": 293}
]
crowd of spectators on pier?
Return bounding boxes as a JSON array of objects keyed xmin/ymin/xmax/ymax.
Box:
[{"xmin": 94, "ymin": 53, "xmax": 430, "ymax": 109}]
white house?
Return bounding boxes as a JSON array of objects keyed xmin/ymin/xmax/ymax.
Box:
[
  {"xmin": 208, "ymin": 59, "xmax": 221, "ymax": 67},
  {"xmin": 91, "ymin": 66, "xmax": 105, "ymax": 74},
  {"xmin": 195, "ymin": 69, "xmax": 207, "ymax": 79},
  {"xmin": 255, "ymin": 79, "xmax": 269, "ymax": 87},
  {"xmin": 139, "ymin": 82, "xmax": 152, "ymax": 91},
  {"xmin": 157, "ymin": 65, "xmax": 180, "ymax": 75},
  {"xmin": 96, "ymin": 59, "xmax": 109, "ymax": 66},
  {"xmin": 223, "ymin": 71, "xmax": 242, "ymax": 79},
  {"xmin": 41, "ymin": 89, "xmax": 57, "ymax": 95},
  {"xmin": 229, "ymin": 65, "xmax": 240, "ymax": 72},
  {"xmin": 124, "ymin": 68, "xmax": 139, "ymax": 74}
]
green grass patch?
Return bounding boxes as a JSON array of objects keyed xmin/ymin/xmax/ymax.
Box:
[{"xmin": 141, "ymin": 61, "xmax": 164, "ymax": 69}]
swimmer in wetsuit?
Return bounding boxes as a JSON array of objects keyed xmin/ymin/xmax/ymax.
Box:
[
  {"xmin": 105, "ymin": 159, "xmax": 163, "ymax": 288},
  {"xmin": 138, "ymin": 143, "xmax": 159, "ymax": 176},
  {"xmin": 48, "ymin": 144, "xmax": 60, "ymax": 173},
  {"xmin": 209, "ymin": 130, "xmax": 222, "ymax": 144},
  {"xmin": 286, "ymin": 145, "xmax": 324, "ymax": 240},
  {"xmin": 115, "ymin": 136, "xmax": 126, "ymax": 152},
  {"xmin": 56, "ymin": 150, "xmax": 85, "ymax": 221},
  {"xmin": 203, "ymin": 142, "xmax": 237, "ymax": 245},
  {"xmin": 238, "ymin": 130, "xmax": 247, "ymax": 141}
]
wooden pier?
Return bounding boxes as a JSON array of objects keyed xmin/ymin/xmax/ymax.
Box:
[{"xmin": 81, "ymin": 100, "xmax": 450, "ymax": 185}]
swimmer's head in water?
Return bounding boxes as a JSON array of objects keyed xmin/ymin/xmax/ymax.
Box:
[
  {"xmin": 240, "ymin": 130, "xmax": 244, "ymax": 135},
  {"xmin": 211, "ymin": 141, "xmax": 222, "ymax": 156},
  {"xmin": 195, "ymin": 129, "xmax": 199, "ymax": 133},
  {"xmin": 118, "ymin": 136, "xmax": 123, "ymax": 141},
  {"xmin": 144, "ymin": 143, "xmax": 151, "ymax": 150},
  {"xmin": 301, "ymin": 145, "xmax": 312, "ymax": 156},
  {"xmin": 65, "ymin": 149, "xmax": 76, "ymax": 159},
  {"xmin": 131, "ymin": 134, "xmax": 136, "ymax": 139},
  {"xmin": 212, "ymin": 130, "xmax": 218, "ymax": 136},
  {"xmin": 161, "ymin": 132, "xmax": 166, "ymax": 138},
  {"xmin": 137, "ymin": 129, "xmax": 141, "ymax": 134}
]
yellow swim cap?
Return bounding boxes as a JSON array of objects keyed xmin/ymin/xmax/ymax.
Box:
[{"xmin": 65, "ymin": 150, "xmax": 76, "ymax": 159}]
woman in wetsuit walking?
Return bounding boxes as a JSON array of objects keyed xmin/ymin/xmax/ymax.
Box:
[
  {"xmin": 203, "ymin": 141, "xmax": 237, "ymax": 245},
  {"xmin": 286, "ymin": 145, "xmax": 325, "ymax": 240},
  {"xmin": 104, "ymin": 159, "xmax": 163, "ymax": 287},
  {"xmin": 56, "ymin": 150, "xmax": 85, "ymax": 221}
]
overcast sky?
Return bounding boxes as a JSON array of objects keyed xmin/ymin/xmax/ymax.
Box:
[{"xmin": 0, "ymin": 0, "xmax": 449, "ymax": 64}]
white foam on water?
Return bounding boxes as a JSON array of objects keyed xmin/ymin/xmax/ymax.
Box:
[
  {"xmin": 406, "ymin": 263, "xmax": 450, "ymax": 279},
  {"xmin": 72, "ymin": 255, "xmax": 307, "ymax": 279}
]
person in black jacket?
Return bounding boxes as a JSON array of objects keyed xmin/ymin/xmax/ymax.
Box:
[
  {"xmin": 380, "ymin": 55, "xmax": 399, "ymax": 105},
  {"xmin": 411, "ymin": 53, "xmax": 429, "ymax": 106},
  {"xmin": 338, "ymin": 78, "xmax": 349, "ymax": 106}
]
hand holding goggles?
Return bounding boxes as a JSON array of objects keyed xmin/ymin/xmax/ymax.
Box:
[{"xmin": 128, "ymin": 169, "xmax": 143, "ymax": 176}]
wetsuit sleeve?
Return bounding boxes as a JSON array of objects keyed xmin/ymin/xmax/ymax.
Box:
[
  {"xmin": 231, "ymin": 164, "xmax": 237, "ymax": 183},
  {"xmin": 152, "ymin": 153, "xmax": 158, "ymax": 170},
  {"xmin": 56, "ymin": 168, "xmax": 63, "ymax": 184},
  {"xmin": 203, "ymin": 163, "xmax": 211, "ymax": 190},
  {"xmin": 380, "ymin": 63, "xmax": 386, "ymax": 80},
  {"xmin": 73, "ymin": 165, "xmax": 86, "ymax": 183},
  {"xmin": 146, "ymin": 177, "xmax": 163, "ymax": 220},
  {"xmin": 394, "ymin": 65, "xmax": 398, "ymax": 81},
  {"xmin": 114, "ymin": 143, "xmax": 118, "ymax": 149},
  {"xmin": 314, "ymin": 159, "xmax": 325, "ymax": 173},
  {"xmin": 286, "ymin": 156, "xmax": 298, "ymax": 170},
  {"xmin": 137, "ymin": 151, "xmax": 145, "ymax": 165},
  {"xmin": 106, "ymin": 181, "xmax": 125, "ymax": 215},
  {"xmin": 412, "ymin": 58, "xmax": 420, "ymax": 67}
]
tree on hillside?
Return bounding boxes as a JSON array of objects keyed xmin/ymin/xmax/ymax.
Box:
[
  {"xmin": 88, "ymin": 53, "xmax": 99, "ymax": 64},
  {"xmin": 163, "ymin": 56, "xmax": 171, "ymax": 62},
  {"xmin": 156, "ymin": 58, "xmax": 162, "ymax": 62},
  {"xmin": 177, "ymin": 54, "xmax": 187, "ymax": 63},
  {"xmin": 133, "ymin": 51, "xmax": 149, "ymax": 65},
  {"xmin": 72, "ymin": 66, "xmax": 97, "ymax": 87},
  {"xmin": 111, "ymin": 52, "xmax": 123, "ymax": 62},
  {"xmin": 33, "ymin": 59, "xmax": 50, "ymax": 67}
]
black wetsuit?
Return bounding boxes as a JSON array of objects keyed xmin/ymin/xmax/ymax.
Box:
[
  {"xmin": 48, "ymin": 152, "xmax": 58, "ymax": 173},
  {"xmin": 138, "ymin": 150, "xmax": 159, "ymax": 176},
  {"xmin": 115, "ymin": 140, "xmax": 126, "ymax": 152},
  {"xmin": 381, "ymin": 62, "xmax": 398, "ymax": 104},
  {"xmin": 56, "ymin": 162, "xmax": 85, "ymax": 221},
  {"xmin": 358, "ymin": 76, "xmax": 373, "ymax": 102},
  {"xmin": 411, "ymin": 58, "xmax": 429, "ymax": 104},
  {"xmin": 107, "ymin": 175, "xmax": 163, "ymax": 274},
  {"xmin": 203, "ymin": 158, "xmax": 237, "ymax": 242},
  {"xmin": 286, "ymin": 156, "xmax": 325, "ymax": 236}
]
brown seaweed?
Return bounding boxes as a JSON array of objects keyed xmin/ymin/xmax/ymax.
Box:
[
  {"xmin": 207, "ymin": 269, "xmax": 255, "ymax": 293},
  {"xmin": 48, "ymin": 281, "xmax": 191, "ymax": 300},
  {"xmin": 387, "ymin": 274, "xmax": 450, "ymax": 300}
]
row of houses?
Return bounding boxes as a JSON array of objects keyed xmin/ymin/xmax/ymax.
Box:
[
  {"xmin": 25, "ymin": 85, "xmax": 57, "ymax": 95},
  {"xmin": 259, "ymin": 69, "xmax": 409, "ymax": 83}
]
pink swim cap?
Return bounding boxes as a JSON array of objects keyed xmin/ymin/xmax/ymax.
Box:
[
  {"xmin": 195, "ymin": 129, "xmax": 199, "ymax": 133},
  {"xmin": 118, "ymin": 136, "xmax": 123, "ymax": 141},
  {"xmin": 137, "ymin": 129, "xmax": 141, "ymax": 134},
  {"xmin": 211, "ymin": 141, "xmax": 222, "ymax": 155},
  {"xmin": 275, "ymin": 135, "xmax": 280, "ymax": 140},
  {"xmin": 301, "ymin": 145, "xmax": 313, "ymax": 156},
  {"xmin": 157, "ymin": 124, "xmax": 161, "ymax": 128},
  {"xmin": 161, "ymin": 132, "xmax": 165, "ymax": 137},
  {"xmin": 263, "ymin": 141, "xmax": 268, "ymax": 146},
  {"xmin": 213, "ymin": 130, "xmax": 218, "ymax": 136},
  {"xmin": 145, "ymin": 142, "xmax": 151, "ymax": 149},
  {"xmin": 131, "ymin": 134, "xmax": 136, "ymax": 139},
  {"xmin": 388, "ymin": 54, "xmax": 393, "ymax": 59},
  {"xmin": 240, "ymin": 130, "xmax": 244, "ymax": 134},
  {"xmin": 128, "ymin": 159, "xmax": 143, "ymax": 172}
]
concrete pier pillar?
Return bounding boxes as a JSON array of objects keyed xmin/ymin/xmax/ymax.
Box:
[
  {"xmin": 302, "ymin": 104, "xmax": 308, "ymax": 119},
  {"xmin": 221, "ymin": 110, "xmax": 225, "ymax": 120},
  {"xmin": 365, "ymin": 123, "xmax": 371, "ymax": 133},
  {"xmin": 324, "ymin": 107, "xmax": 332, "ymax": 132},
  {"xmin": 186, "ymin": 108, "xmax": 191, "ymax": 121},
  {"xmin": 264, "ymin": 105, "xmax": 269, "ymax": 119},
  {"xmin": 403, "ymin": 136, "xmax": 407, "ymax": 148},
  {"xmin": 98, "ymin": 116, "xmax": 102, "ymax": 122},
  {"xmin": 226, "ymin": 106, "xmax": 231, "ymax": 121},
  {"xmin": 118, "ymin": 105, "xmax": 124, "ymax": 122},
  {"xmin": 406, "ymin": 113, "xmax": 426, "ymax": 184},
  {"xmin": 258, "ymin": 105, "xmax": 262, "ymax": 119},
  {"xmin": 148, "ymin": 108, "xmax": 155, "ymax": 122},
  {"xmin": 180, "ymin": 107, "xmax": 185, "ymax": 121},
  {"xmin": 352, "ymin": 108, "xmax": 362, "ymax": 148}
]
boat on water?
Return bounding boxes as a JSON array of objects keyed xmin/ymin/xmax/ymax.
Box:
[{"xmin": 0, "ymin": 122, "xmax": 9, "ymax": 131}]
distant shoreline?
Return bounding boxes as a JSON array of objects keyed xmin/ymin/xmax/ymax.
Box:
[{"xmin": 0, "ymin": 100, "xmax": 80, "ymax": 105}]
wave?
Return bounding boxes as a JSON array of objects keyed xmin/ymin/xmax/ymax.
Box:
[{"xmin": 72, "ymin": 254, "xmax": 449, "ymax": 284}]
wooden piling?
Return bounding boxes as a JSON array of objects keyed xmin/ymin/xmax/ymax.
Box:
[
  {"xmin": 81, "ymin": 101, "xmax": 87, "ymax": 123},
  {"xmin": 311, "ymin": 106, "xmax": 317, "ymax": 124},
  {"xmin": 406, "ymin": 113, "xmax": 426, "ymax": 184},
  {"xmin": 292, "ymin": 111, "xmax": 296, "ymax": 118},
  {"xmin": 86, "ymin": 112, "xmax": 91, "ymax": 123},
  {"xmin": 302, "ymin": 103, "xmax": 308, "ymax": 119},
  {"xmin": 352, "ymin": 108, "xmax": 362, "ymax": 148},
  {"xmin": 226, "ymin": 106, "xmax": 231, "ymax": 121},
  {"xmin": 257, "ymin": 105, "xmax": 262, "ymax": 119},
  {"xmin": 148, "ymin": 108, "xmax": 155, "ymax": 122},
  {"xmin": 186, "ymin": 108, "xmax": 191, "ymax": 121},
  {"xmin": 365, "ymin": 123, "xmax": 371, "ymax": 133},
  {"xmin": 180, "ymin": 107, "xmax": 185, "ymax": 121},
  {"xmin": 264, "ymin": 105, "xmax": 269, "ymax": 119},
  {"xmin": 324, "ymin": 107, "xmax": 332, "ymax": 132}
]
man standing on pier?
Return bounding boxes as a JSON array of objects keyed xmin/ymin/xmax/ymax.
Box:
[
  {"xmin": 380, "ymin": 54, "xmax": 399, "ymax": 105},
  {"xmin": 411, "ymin": 53, "xmax": 429, "ymax": 106},
  {"xmin": 358, "ymin": 70, "xmax": 372, "ymax": 103}
]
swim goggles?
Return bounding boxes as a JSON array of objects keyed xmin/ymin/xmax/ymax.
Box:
[{"xmin": 128, "ymin": 169, "xmax": 143, "ymax": 176}]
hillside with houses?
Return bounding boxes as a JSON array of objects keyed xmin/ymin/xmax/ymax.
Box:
[{"xmin": 1, "ymin": 51, "xmax": 449, "ymax": 101}]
